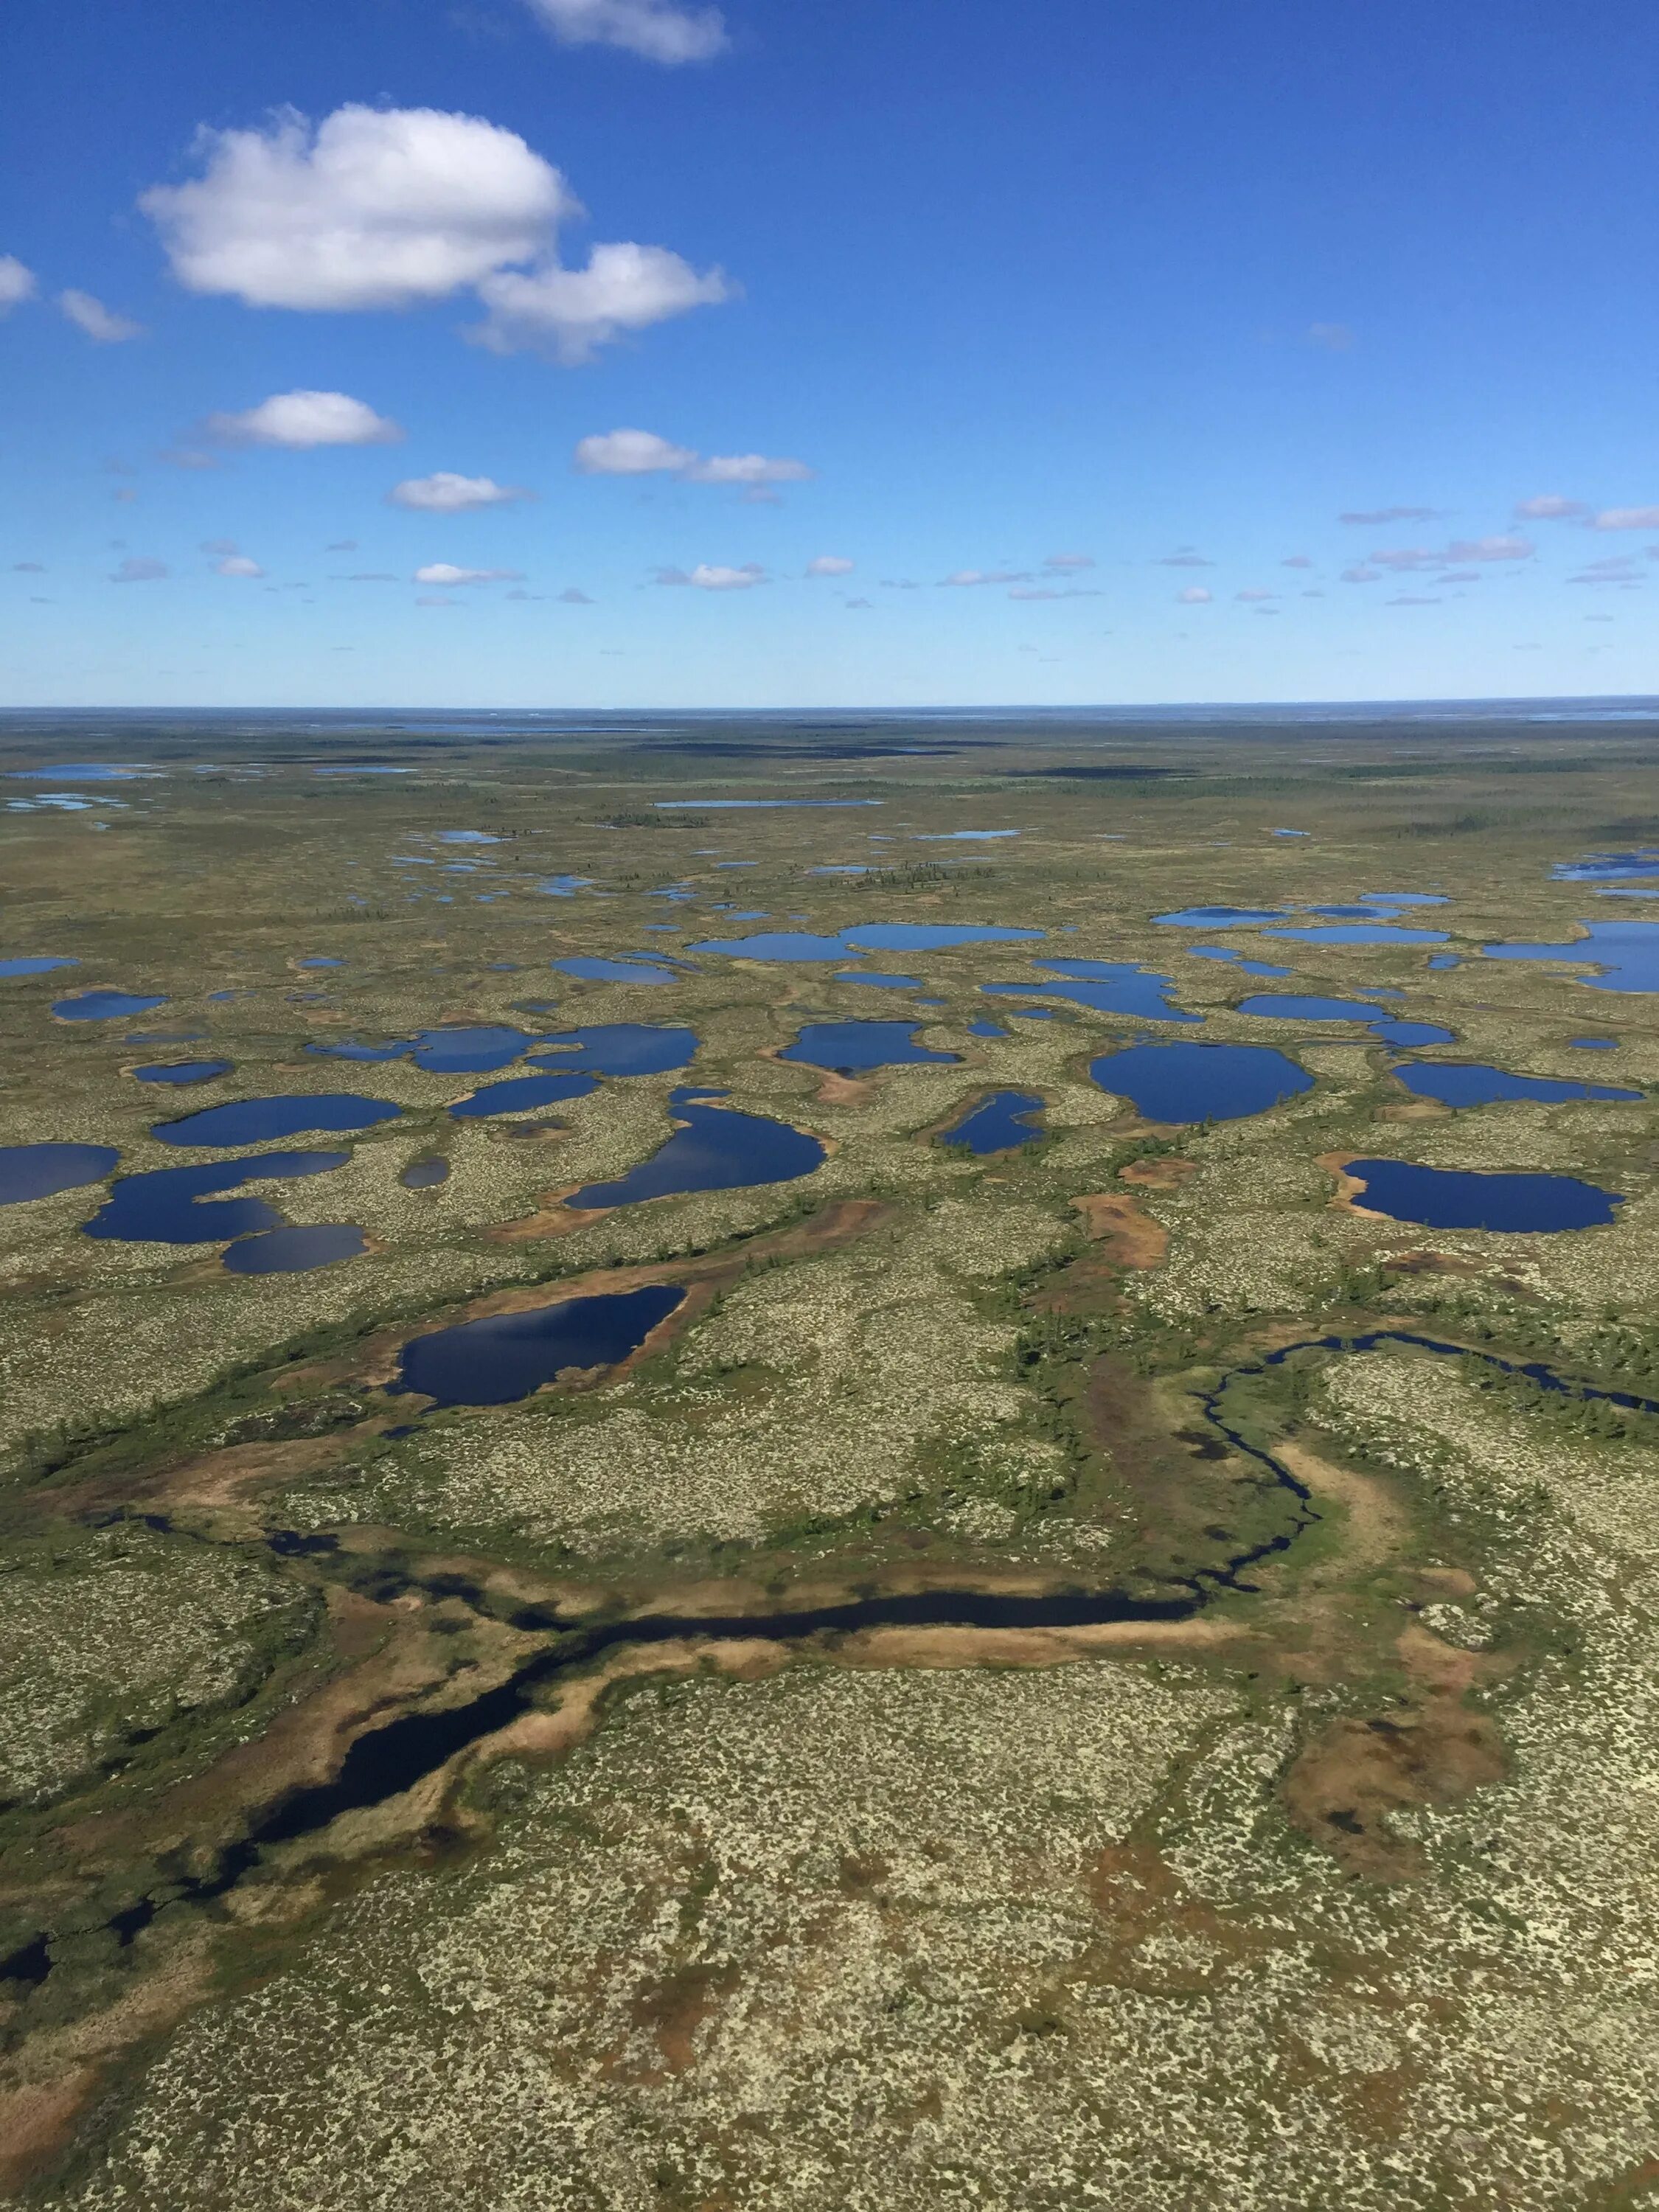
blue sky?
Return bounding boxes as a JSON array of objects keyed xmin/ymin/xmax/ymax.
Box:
[{"xmin": 2, "ymin": 0, "xmax": 1655, "ymax": 709}]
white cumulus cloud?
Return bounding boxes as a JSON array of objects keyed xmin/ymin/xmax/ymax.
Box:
[
  {"xmin": 59, "ymin": 289, "xmax": 144, "ymax": 341},
  {"xmin": 941, "ymin": 568, "xmax": 1030, "ymax": 586},
  {"xmin": 655, "ymin": 562, "xmax": 764, "ymax": 589},
  {"xmin": 521, "ymin": 0, "xmax": 726, "ymax": 63},
  {"xmin": 1445, "ymin": 535, "xmax": 1533, "ymax": 563},
  {"xmin": 0, "ymin": 256, "xmax": 37, "ymax": 311},
  {"xmin": 388, "ymin": 472, "xmax": 528, "ymax": 511},
  {"xmin": 1593, "ymin": 506, "xmax": 1659, "ymax": 532},
  {"xmin": 207, "ymin": 390, "xmax": 403, "ymax": 448},
  {"xmin": 412, "ymin": 563, "xmax": 524, "ymax": 585},
  {"xmin": 806, "ymin": 555, "xmax": 855, "ymax": 577},
  {"xmin": 1514, "ymin": 494, "xmax": 1587, "ymax": 521},
  {"xmin": 574, "ymin": 427, "xmax": 806, "ymax": 482},
  {"xmin": 473, "ymin": 243, "xmax": 730, "ymax": 363},
  {"xmin": 214, "ymin": 554, "xmax": 264, "ymax": 577}
]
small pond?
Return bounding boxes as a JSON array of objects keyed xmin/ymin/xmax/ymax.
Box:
[
  {"xmin": 686, "ymin": 922, "xmax": 1041, "ymax": 962},
  {"xmin": 1090, "ymin": 1041, "xmax": 1313, "ymax": 1123},
  {"xmin": 86, "ymin": 1150, "xmax": 348, "ymax": 1243},
  {"xmin": 1570, "ymin": 1037, "xmax": 1618, "ymax": 1051},
  {"xmin": 393, "ymin": 1284, "xmax": 687, "ymax": 1406},
  {"xmin": 0, "ymin": 956, "xmax": 78, "ymax": 978},
  {"xmin": 132, "ymin": 1060, "xmax": 232, "ymax": 1086},
  {"xmin": 1392, "ymin": 1063, "xmax": 1642, "ymax": 1108},
  {"xmin": 223, "ymin": 1223, "xmax": 369, "ymax": 1276},
  {"xmin": 151, "ymin": 1094, "xmax": 401, "ymax": 1147},
  {"xmin": 0, "ymin": 1143, "xmax": 119, "ymax": 1205},
  {"xmin": 1154, "ymin": 906, "xmax": 1287, "ymax": 927},
  {"xmin": 568, "ymin": 1090, "xmax": 825, "ymax": 1208},
  {"xmin": 401, "ymin": 1157, "xmax": 450, "ymax": 1189},
  {"xmin": 53, "ymin": 990, "xmax": 168, "ymax": 1021},
  {"xmin": 1551, "ymin": 850, "xmax": 1659, "ymax": 883},
  {"xmin": 449, "ymin": 1071, "xmax": 597, "ymax": 1119},
  {"xmin": 1345, "ymin": 1158, "xmax": 1622, "ymax": 1232},
  {"xmin": 779, "ymin": 1020, "xmax": 961, "ymax": 1073},
  {"xmin": 552, "ymin": 956, "xmax": 680, "ymax": 984},
  {"xmin": 939, "ymin": 1091, "xmax": 1045, "ymax": 1155}
]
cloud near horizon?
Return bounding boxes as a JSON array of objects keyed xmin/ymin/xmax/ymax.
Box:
[
  {"xmin": 805, "ymin": 555, "xmax": 855, "ymax": 577},
  {"xmin": 574, "ymin": 428, "xmax": 808, "ymax": 484},
  {"xmin": 1176, "ymin": 585, "xmax": 1211, "ymax": 604},
  {"xmin": 655, "ymin": 562, "xmax": 765, "ymax": 589},
  {"xmin": 941, "ymin": 568, "xmax": 1030, "ymax": 586},
  {"xmin": 142, "ymin": 105, "xmax": 730, "ymax": 365},
  {"xmin": 1338, "ymin": 504, "xmax": 1441, "ymax": 525},
  {"xmin": 413, "ymin": 563, "xmax": 524, "ymax": 585},
  {"xmin": 207, "ymin": 390, "xmax": 403, "ymax": 448}
]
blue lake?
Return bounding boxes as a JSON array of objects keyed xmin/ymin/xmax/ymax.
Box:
[
  {"xmin": 223, "ymin": 1223, "xmax": 368, "ymax": 1276},
  {"xmin": 967, "ymin": 1020, "xmax": 1008, "ymax": 1038},
  {"xmin": 0, "ymin": 956, "xmax": 77, "ymax": 978},
  {"xmin": 54, "ymin": 990, "xmax": 167, "ymax": 1021},
  {"xmin": 1392, "ymin": 1063, "xmax": 1642, "ymax": 1108},
  {"xmin": 1090, "ymin": 1041, "xmax": 1313, "ymax": 1123},
  {"xmin": 985, "ymin": 958, "xmax": 1200, "ymax": 1023},
  {"xmin": 552, "ymin": 956, "xmax": 680, "ymax": 984},
  {"xmin": 779, "ymin": 1020, "xmax": 960, "ymax": 1072},
  {"xmin": 86, "ymin": 1150, "xmax": 348, "ymax": 1243},
  {"xmin": 393, "ymin": 1284, "xmax": 686, "ymax": 1406},
  {"xmin": 151, "ymin": 1094, "xmax": 401, "ymax": 1147},
  {"xmin": 1236, "ymin": 993, "xmax": 1455, "ymax": 1048},
  {"xmin": 1570, "ymin": 1037, "xmax": 1619, "ymax": 1050},
  {"xmin": 1154, "ymin": 906, "xmax": 1287, "ymax": 926},
  {"xmin": 1481, "ymin": 921, "xmax": 1659, "ymax": 994},
  {"xmin": 132, "ymin": 1060, "xmax": 232, "ymax": 1086},
  {"xmin": 1551, "ymin": 850, "xmax": 1659, "ymax": 882},
  {"xmin": 1346, "ymin": 1158, "xmax": 1622, "ymax": 1232},
  {"xmin": 402, "ymin": 1157, "xmax": 450, "ymax": 1188},
  {"xmin": 0, "ymin": 1143, "xmax": 119, "ymax": 1205},
  {"xmin": 526, "ymin": 1023, "xmax": 698, "ymax": 1077},
  {"xmin": 310, "ymin": 1024, "xmax": 545, "ymax": 1073},
  {"xmin": 939, "ymin": 1091, "xmax": 1045, "ymax": 1154},
  {"xmin": 450, "ymin": 1071, "xmax": 597, "ymax": 1119},
  {"xmin": 568, "ymin": 1089, "xmax": 825, "ymax": 1208},
  {"xmin": 686, "ymin": 922, "xmax": 1041, "ymax": 962}
]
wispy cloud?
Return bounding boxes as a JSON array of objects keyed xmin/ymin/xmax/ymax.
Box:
[
  {"xmin": 59, "ymin": 289, "xmax": 144, "ymax": 342},
  {"xmin": 389, "ymin": 472, "xmax": 529, "ymax": 512},
  {"xmin": 520, "ymin": 0, "xmax": 726, "ymax": 63},
  {"xmin": 1156, "ymin": 549, "xmax": 1214, "ymax": 568},
  {"xmin": 413, "ymin": 563, "xmax": 525, "ymax": 585},
  {"xmin": 1043, "ymin": 551, "xmax": 1094, "ymax": 571},
  {"xmin": 1592, "ymin": 506, "xmax": 1659, "ymax": 532},
  {"xmin": 1514, "ymin": 494, "xmax": 1588, "ymax": 521},
  {"xmin": 1009, "ymin": 585, "xmax": 1100, "ymax": 601},
  {"xmin": 805, "ymin": 555, "xmax": 855, "ymax": 577},
  {"xmin": 0, "ymin": 255, "xmax": 36, "ymax": 311},
  {"xmin": 1175, "ymin": 585, "xmax": 1211, "ymax": 605},
  {"xmin": 1338, "ymin": 504, "xmax": 1441, "ymax": 525},
  {"xmin": 655, "ymin": 562, "xmax": 765, "ymax": 589},
  {"xmin": 1307, "ymin": 321, "xmax": 1355, "ymax": 351},
  {"xmin": 111, "ymin": 557, "xmax": 167, "ymax": 582},
  {"xmin": 557, "ymin": 586, "xmax": 595, "ymax": 604},
  {"xmin": 941, "ymin": 568, "xmax": 1030, "ymax": 586},
  {"xmin": 1445, "ymin": 535, "xmax": 1533, "ymax": 563},
  {"xmin": 574, "ymin": 428, "xmax": 810, "ymax": 484}
]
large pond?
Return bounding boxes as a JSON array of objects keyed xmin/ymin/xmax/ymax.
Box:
[
  {"xmin": 223, "ymin": 1223, "xmax": 369, "ymax": 1276},
  {"xmin": 53, "ymin": 990, "xmax": 167, "ymax": 1021},
  {"xmin": 1392, "ymin": 1062, "xmax": 1642, "ymax": 1108},
  {"xmin": 86, "ymin": 1150, "xmax": 349, "ymax": 1242},
  {"xmin": 1090, "ymin": 1041, "xmax": 1313, "ymax": 1122},
  {"xmin": 552, "ymin": 956, "xmax": 681, "ymax": 984},
  {"xmin": 686, "ymin": 922, "xmax": 1042, "ymax": 962},
  {"xmin": 151, "ymin": 1095, "xmax": 402, "ymax": 1147},
  {"xmin": 568, "ymin": 1089, "xmax": 824, "ymax": 1208},
  {"xmin": 939, "ymin": 1091, "xmax": 1045, "ymax": 1154},
  {"xmin": 450, "ymin": 1071, "xmax": 597, "ymax": 1119},
  {"xmin": 527, "ymin": 1024, "xmax": 698, "ymax": 1077},
  {"xmin": 984, "ymin": 958, "xmax": 1200, "ymax": 1023},
  {"xmin": 1261, "ymin": 922, "xmax": 1450, "ymax": 947},
  {"xmin": 1236, "ymin": 992, "xmax": 1455, "ymax": 1048},
  {"xmin": 1154, "ymin": 906, "xmax": 1287, "ymax": 926},
  {"xmin": 392, "ymin": 1284, "xmax": 686, "ymax": 1405},
  {"xmin": 132, "ymin": 1060, "xmax": 232, "ymax": 1087},
  {"xmin": 1481, "ymin": 920, "xmax": 1659, "ymax": 994},
  {"xmin": 1345, "ymin": 1158, "xmax": 1623, "ymax": 1231},
  {"xmin": 1551, "ymin": 849, "xmax": 1659, "ymax": 883},
  {"xmin": 779, "ymin": 1020, "xmax": 961, "ymax": 1073},
  {"xmin": 0, "ymin": 1143, "xmax": 119, "ymax": 1205}
]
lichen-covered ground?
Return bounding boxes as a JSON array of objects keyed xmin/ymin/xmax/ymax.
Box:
[{"xmin": 1, "ymin": 711, "xmax": 1657, "ymax": 2207}]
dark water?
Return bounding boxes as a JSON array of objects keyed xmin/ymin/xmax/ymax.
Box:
[
  {"xmin": 779, "ymin": 1020, "xmax": 961, "ymax": 1072},
  {"xmin": 0, "ymin": 956, "xmax": 77, "ymax": 978},
  {"xmin": 132, "ymin": 1060, "xmax": 232, "ymax": 1087},
  {"xmin": 687, "ymin": 922, "xmax": 1041, "ymax": 962},
  {"xmin": 1570, "ymin": 1037, "xmax": 1619, "ymax": 1050},
  {"xmin": 310, "ymin": 1025, "xmax": 546, "ymax": 1073},
  {"xmin": 401, "ymin": 1157, "xmax": 450, "ymax": 1189},
  {"xmin": 1091, "ymin": 1041, "xmax": 1313, "ymax": 1122},
  {"xmin": 1346, "ymin": 1157, "xmax": 1622, "ymax": 1231},
  {"xmin": 393, "ymin": 1284, "xmax": 686, "ymax": 1405},
  {"xmin": 552, "ymin": 956, "xmax": 679, "ymax": 984},
  {"xmin": 939, "ymin": 1091, "xmax": 1045, "ymax": 1154},
  {"xmin": 1551, "ymin": 849, "xmax": 1659, "ymax": 882},
  {"xmin": 1482, "ymin": 920, "xmax": 1659, "ymax": 994},
  {"xmin": 526, "ymin": 1023, "xmax": 699, "ymax": 1077},
  {"xmin": 1236, "ymin": 992, "xmax": 1455, "ymax": 1048},
  {"xmin": 449, "ymin": 1071, "xmax": 597, "ymax": 1119},
  {"xmin": 223, "ymin": 1224, "xmax": 369, "ymax": 1275},
  {"xmin": 985, "ymin": 958, "xmax": 1200, "ymax": 1023},
  {"xmin": 967, "ymin": 1020, "xmax": 1008, "ymax": 1038},
  {"xmin": 0, "ymin": 1143, "xmax": 119, "ymax": 1205},
  {"xmin": 53, "ymin": 990, "xmax": 167, "ymax": 1021},
  {"xmin": 568, "ymin": 1089, "xmax": 825, "ymax": 1208},
  {"xmin": 151, "ymin": 1094, "xmax": 401, "ymax": 1147},
  {"xmin": 86, "ymin": 1150, "xmax": 349, "ymax": 1242},
  {"xmin": 1154, "ymin": 905, "xmax": 1287, "ymax": 926},
  {"xmin": 1392, "ymin": 1062, "xmax": 1642, "ymax": 1107}
]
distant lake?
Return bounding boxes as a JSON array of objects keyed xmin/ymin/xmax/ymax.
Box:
[
  {"xmin": 1346, "ymin": 1158, "xmax": 1622, "ymax": 1231},
  {"xmin": 1091, "ymin": 1041, "xmax": 1312, "ymax": 1122}
]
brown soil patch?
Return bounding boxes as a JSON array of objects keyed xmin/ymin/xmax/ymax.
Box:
[
  {"xmin": 1276, "ymin": 1441, "xmax": 1409, "ymax": 1578},
  {"xmin": 1071, "ymin": 1191, "xmax": 1167, "ymax": 1269},
  {"xmin": 1374, "ymin": 1099, "xmax": 1453, "ymax": 1123},
  {"xmin": 1118, "ymin": 1155, "xmax": 1197, "ymax": 1192}
]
